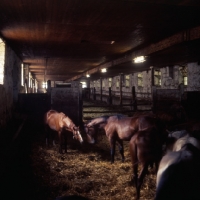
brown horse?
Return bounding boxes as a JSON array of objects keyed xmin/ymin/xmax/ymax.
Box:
[
  {"xmin": 129, "ymin": 127, "xmax": 163, "ymax": 200},
  {"xmin": 84, "ymin": 114, "xmax": 125, "ymax": 144},
  {"xmin": 85, "ymin": 114, "xmax": 138, "ymax": 163},
  {"xmin": 44, "ymin": 110, "xmax": 83, "ymax": 153},
  {"xmin": 86, "ymin": 114, "xmax": 163, "ymax": 163}
]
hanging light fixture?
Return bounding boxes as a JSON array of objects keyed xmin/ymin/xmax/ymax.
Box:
[
  {"xmin": 133, "ymin": 56, "xmax": 146, "ymax": 63},
  {"xmin": 101, "ymin": 68, "xmax": 107, "ymax": 73}
]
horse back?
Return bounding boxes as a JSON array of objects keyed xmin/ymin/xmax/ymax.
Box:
[{"xmin": 45, "ymin": 110, "xmax": 65, "ymax": 132}]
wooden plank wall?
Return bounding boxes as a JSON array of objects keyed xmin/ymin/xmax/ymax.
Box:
[{"xmin": 51, "ymin": 82, "xmax": 82, "ymax": 126}]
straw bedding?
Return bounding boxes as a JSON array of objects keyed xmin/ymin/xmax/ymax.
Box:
[{"xmin": 31, "ymin": 101, "xmax": 156, "ymax": 200}]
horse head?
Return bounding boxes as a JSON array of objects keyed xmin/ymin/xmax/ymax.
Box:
[
  {"xmin": 72, "ymin": 126, "xmax": 83, "ymax": 143},
  {"xmin": 84, "ymin": 124, "xmax": 96, "ymax": 144}
]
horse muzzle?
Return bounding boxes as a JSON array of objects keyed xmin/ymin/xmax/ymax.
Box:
[{"xmin": 86, "ymin": 134, "xmax": 95, "ymax": 144}]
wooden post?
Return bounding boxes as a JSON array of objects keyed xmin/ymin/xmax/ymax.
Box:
[
  {"xmin": 47, "ymin": 80, "xmax": 51, "ymax": 94},
  {"xmin": 120, "ymin": 73, "xmax": 123, "ymax": 106},
  {"xmin": 132, "ymin": 86, "xmax": 137, "ymax": 111},
  {"xmin": 179, "ymin": 83, "xmax": 184, "ymax": 102},
  {"xmin": 150, "ymin": 66, "xmax": 154, "ymax": 86},
  {"xmin": 100, "ymin": 77, "xmax": 102, "ymax": 102},
  {"xmin": 109, "ymin": 87, "xmax": 112, "ymax": 105},
  {"xmin": 93, "ymin": 87, "xmax": 96, "ymax": 100},
  {"xmin": 152, "ymin": 86, "xmax": 157, "ymax": 113},
  {"xmin": 88, "ymin": 80, "xmax": 90, "ymax": 100}
]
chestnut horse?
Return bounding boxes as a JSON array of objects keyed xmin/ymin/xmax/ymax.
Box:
[
  {"xmin": 85, "ymin": 114, "xmax": 125, "ymax": 144},
  {"xmin": 155, "ymin": 136, "xmax": 200, "ymax": 200},
  {"xmin": 44, "ymin": 110, "xmax": 83, "ymax": 153},
  {"xmin": 85, "ymin": 114, "xmax": 163, "ymax": 163}
]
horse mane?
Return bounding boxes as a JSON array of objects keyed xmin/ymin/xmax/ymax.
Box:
[{"xmin": 65, "ymin": 116, "xmax": 77, "ymax": 131}]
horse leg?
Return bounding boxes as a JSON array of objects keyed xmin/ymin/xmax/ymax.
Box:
[
  {"xmin": 109, "ymin": 137, "xmax": 116, "ymax": 164},
  {"xmin": 117, "ymin": 139, "xmax": 125, "ymax": 162},
  {"xmin": 64, "ymin": 132, "xmax": 67, "ymax": 153},
  {"xmin": 129, "ymin": 136, "xmax": 138, "ymax": 186},
  {"xmin": 58, "ymin": 131, "xmax": 63, "ymax": 154},
  {"xmin": 52, "ymin": 130, "xmax": 56, "ymax": 146},
  {"xmin": 136, "ymin": 163, "xmax": 148, "ymax": 200},
  {"xmin": 45, "ymin": 125, "xmax": 50, "ymax": 147}
]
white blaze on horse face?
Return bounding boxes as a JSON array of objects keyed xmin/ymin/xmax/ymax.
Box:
[{"xmin": 77, "ymin": 130, "xmax": 83, "ymax": 143}]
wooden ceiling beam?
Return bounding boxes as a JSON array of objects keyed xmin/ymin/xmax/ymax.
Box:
[{"xmin": 67, "ymin": 26, "xmax": 200, "ymax": 82}]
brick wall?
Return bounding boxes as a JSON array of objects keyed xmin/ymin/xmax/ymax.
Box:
[{"xmin": 0, "ymin": 44, "xmax": 22, "ymax": 127}]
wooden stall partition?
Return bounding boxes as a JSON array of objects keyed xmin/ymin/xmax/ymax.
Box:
[
  {"xmin": 152, "ymin": 86, "xmax": 182, "ymax": 113},
  {"xmin": 132, "ymin": 86, "xmax": 137, "ymax": 111},
  {"xmin": 17, "ymin": 93, "xmax": 51, "ymax": 117},
  {"xmin": 51, "ymin": 81, "xmax": 82, "ymax": 126},
  {"xmin": 183, "ymin": 91, "xmax": 200, "ymax": 120}
]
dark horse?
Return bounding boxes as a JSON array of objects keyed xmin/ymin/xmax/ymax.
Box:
[
  {"xmin": 44, "ymin": 110, "xmax": 83, "ymax": 153},
  {"xmin": 129, "ymin": 126, "xmax": 163, "ymax": 200}
]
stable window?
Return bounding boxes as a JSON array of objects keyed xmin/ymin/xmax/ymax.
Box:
[
  {"xmin": 42, "ymin": 82, "xmax": 47, "ymax": 89},
  {"xmin": 30, "ymin": 78, "xmax": 32, "ymax": 88},
  {"xmin": 35, "ymin": 80, "xmax": 38, "ymax": 92},
  {"xmin": 0, "ymin": 38, "xmax": 5, "ymax": 85},
  {"xmin": 125, "ymin": 75, "xmax": 130, "ymax": 87},
  {"xmin": 29, "ymin": 72, "xmax": 31, "ymax": 88},
  {"xmin": 116, "ymin": 78, "xmax": 119, "ymax": 88},
  {"xmin": 102, "ymin": 79, "xmax": 105, "ymax": 88},
  {"xmin": 108, "ymin": 78, "xmax": 112, "ymax": 87},
  {"xmin": 80, "ymin": 81, "xmax": 87, "ymax": 88},
  {"xmin": 179, "ymin": 66, "xmax": 187, "ymax": 86},
  {"xmin": 154, "ymin": 70, "xmax": 161, "ymax": 86},
  {"xmin": 97, "ymin": 80, "xmax": 100, "ymax": 88},
  {"xmin": 21, "ymin": 63, "xmax": 24, "ymax": 86},
  {"xmin": 183, "ymin": 76, "xmax": 188, "ymax": 86},
  {"xmin": 138, "ymin": 73, "xmax": 143, "ymax": 87}
]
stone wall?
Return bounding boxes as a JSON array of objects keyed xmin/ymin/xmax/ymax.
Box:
[
  {"xmin": 89, "ymin": 62, "xmax": 200, "ymax": 103},
  {"xmin": 187, "ymin": 62, "xmax": 200, "ymax": 91},
  {"xmin": 0, "ymin": 44, "xmax": 22, "ymax": 127}
]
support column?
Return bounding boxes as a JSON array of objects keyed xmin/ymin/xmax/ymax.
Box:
[
  {"xmin": 87, "ymin": 79, "xmax": 90, "ymax": 100},
  {"xmin": 109, "ymin": 87, "xmax": 112, "ymax": 105},
  {"xmin": 100, "ymin": 77, "xmax": 102, "ymax": 102},
  {"xmin": 150, "ymin": 66, "xmax": 154, "ymax": 86},
  {"xmin": 93, "ymin": 87, "xmax": 96, "ymax": 100},
  {"xmin": 119, "ymin": 73, "xmax": 123, "ymax": 106},
  {"xmin": 152, "ymin": 86, "xmax": 157, "ymax": 113},
  {"xmin": 132, "ymin": 86, "xmax": 137, "ymax": 111},
  {"xmin": 47, "ymin": 80, "xmax": 51, "ymax": 94}
]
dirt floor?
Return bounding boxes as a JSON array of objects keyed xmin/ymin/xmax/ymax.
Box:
[{"xmin": 0, "ymin": 101, "xmax": 156, "ymax": 200}]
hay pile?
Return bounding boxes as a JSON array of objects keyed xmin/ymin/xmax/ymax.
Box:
[{"xmin": 30, "ymin": 101, "xmax": 156, "ymax": 200}]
